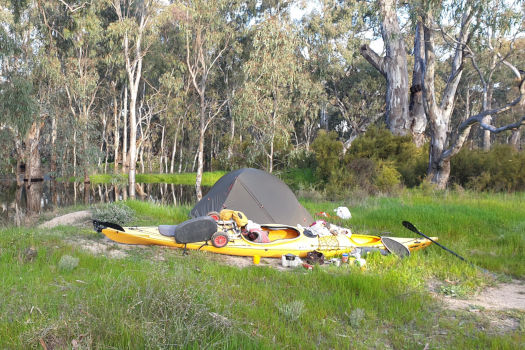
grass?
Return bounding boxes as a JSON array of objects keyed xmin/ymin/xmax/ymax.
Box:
[
  {"xmin": 0, "ymin": 190, "xmax": 524, "ymax": 348},
  {"xmin": 301, "ymin": 190, "xmax": 525, "ymax": 277},
  {"xmin": 88, "ymin": 171, "xmax": 227, "ymax": 186}
]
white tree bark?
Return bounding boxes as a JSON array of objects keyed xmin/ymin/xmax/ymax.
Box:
[
  {"xmin": 360, "ymin": 0, "xmax": 410, "ymax": 136},
  {"xmin": 114, "ymin": 0, "xmax": 151, "ymax": 199},
  {"xmin": 421, "ymin": 6, "xmax": 474, "ymax": 189}
]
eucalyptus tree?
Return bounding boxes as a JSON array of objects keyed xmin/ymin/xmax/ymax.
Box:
[
  {"xmin": 0, "ymin": 0, "xmax": 42, "ymax": 184},
  {"xmin": 59, "ymin": 3, "xmax": 105, "ymax": 182},
  {"xmin": 109, "ymin": 0, "xmax": 161, "ymax": 199},
  {"xmin": 172, "ymin": 0, "xmax": 237, "ymax": 200},
  {"xmin": 465, "ymin": 3, "xmax": 523, "ymax": 150},
  {"xmin": 360, "ymin": 0, "xmax": 427, "ymax": 145},
  {"xmin": 417, "ymin": 0, "xmax": 525, "ymax": 188},
  {"xmin": 300, "ymin": 0, "xmax": 385, "ymax": 150},
  {"xmin": 236, "ymin": 14, "xmax": 299, "ymax": 173}
]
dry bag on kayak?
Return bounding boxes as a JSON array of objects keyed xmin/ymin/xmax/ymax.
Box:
[{"xmin": 219, "ymin": 209, "xmax": 248, "ymax": 228}]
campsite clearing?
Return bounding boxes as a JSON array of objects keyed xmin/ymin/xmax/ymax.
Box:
[{"xmin": 1, "ymin": 191, "xmax": 524, "ymax": 348}]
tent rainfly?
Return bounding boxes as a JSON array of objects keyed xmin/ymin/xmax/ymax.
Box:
[{"xmin": 190, "ymin": 168, "xmax": 313, "ymax": 227}]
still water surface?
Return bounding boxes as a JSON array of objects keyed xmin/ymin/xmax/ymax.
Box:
[{"xmin": 0, "ymin": 179, "xmax": 208, "ymax": 225}]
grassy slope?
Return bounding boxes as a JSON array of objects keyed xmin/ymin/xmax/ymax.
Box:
[{"xmin": 0, "ymin": 191, "xmax": 524, "ymax": 348}]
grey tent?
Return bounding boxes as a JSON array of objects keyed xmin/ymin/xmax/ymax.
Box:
[{"xmin": 190, "ymin": 168, "xmax": 313, "ymax": 226}]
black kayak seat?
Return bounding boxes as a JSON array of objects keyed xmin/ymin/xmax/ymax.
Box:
[
  {"xmin": 173, "ymin": 216, "xmax": 218, "ymax": 244},
  {"xmin": 158, "ymin": 225, "xmax": 178, "ymax": 237}
]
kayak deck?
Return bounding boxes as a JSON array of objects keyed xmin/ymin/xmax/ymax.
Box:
[{"xmin": 100, "ymin": 225, "xmax": 437, "ymax": 258}]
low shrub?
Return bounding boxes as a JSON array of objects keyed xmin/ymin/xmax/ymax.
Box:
[
  {"xmin": 58, "ymin": 255, "xmax": 79, "ymax": 271},
  {"xmin": 310, "ymin": 127, "xmax": 412, "ymax": 196},
  {"xmin": 311, "ymin": 130, "xmax": 343, "ymax": 184},
  {"xmin": 91, "ymin": 202, "xmax": 135, "ymax": 225},
  {"xmin": 451, "ymin": 145, "xmax": 525, "ymax": 192}
]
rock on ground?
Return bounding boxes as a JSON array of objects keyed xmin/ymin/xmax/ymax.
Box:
[{"xmin": 38, "ymin": 210, "xmax": 92, "ymax": 229}]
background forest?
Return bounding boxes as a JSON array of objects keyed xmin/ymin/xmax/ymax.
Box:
[{"xmin": 1, "ymin": 0, "xmax": 525, "ymax": 200}]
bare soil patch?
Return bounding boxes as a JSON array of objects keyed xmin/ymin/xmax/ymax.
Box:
[
  {"xmin": 212, "ymin": 254, "xmax": 286, "ymax": 270},
  {"xmin": 437, "ymin": 280, "xmax": 525, "ymax": 311},
  {"xmin": 429, "ymin": 279, "xmax": 525, "ymax": 333},
  {"xmin": 69, "ymin": 237, "xmax": 129, "ymax": 259}
]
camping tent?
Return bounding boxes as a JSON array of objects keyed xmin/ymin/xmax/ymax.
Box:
[{"xmin": 190, "ymin": 168, "xmax": 313, "ymax": 226}]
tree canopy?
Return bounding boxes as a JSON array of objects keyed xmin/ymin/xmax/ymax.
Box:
[{"xmin": 0, "ymin": 0, "xmax": 524, "ymax": 193}]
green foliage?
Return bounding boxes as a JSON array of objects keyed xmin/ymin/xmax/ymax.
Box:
[
  {"xmin": 276, "ymin": 167, "xmax": 317, "ymax": 191},
  {"xmin": 374, "ymin": 160, "xmax": 402, "ymax": 192},
  {"xmin": 346, "ymin": 126, "xmax": 427, "ymax": 188},
  {"xmin": 0, "ymin": 76, "xmax": 37, "ymax": 137},
  {"xmin": 346, "ymin": 308, "xmax": 366, "ymax": 328},
  {"xmin": 91, "ymin": 202, "xmax": 135, "ymax": 225},
  {"xmin": 286, "ymin": 148, "xmax": 317, "ymax": 169},
  {"xmin": 451, "ymin": 145, "xmax": 525, "ymax": 192},
  {"xmin": 311, "ymin": 130, "xmax": 343, "ymax": 184},
  {"xmin": 310, "ymin": 127, "xmax": 423, "ymax": 196},
  {"xmin": 89, "ymin": 172, "xmax": 227, "ymax": 187}
]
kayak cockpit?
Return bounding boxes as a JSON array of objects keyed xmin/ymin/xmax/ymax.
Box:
[{"xmin": 240, "ymin": 225, "xmax": 302, "ymax": 244}]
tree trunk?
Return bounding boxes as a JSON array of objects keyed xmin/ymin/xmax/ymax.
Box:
[
  {"xmin": 509, "ymin": 129, "xmax": 521, "ymax": 150},
  {"xmin": 113, "ymin": 92, "xmax": 120, "ymax": 174},
  {"xmin": 159, "ymin": 125, "xmax": 165, "ymax": 174},
  {"xmin": 195, "ymin": 107, "xmax": 205, "ymax": 201},
  {"xmin": 409, "ymin": 22, "xmax": 427, "ymax": 146},
  {"xmin": 427, "ymin": 119, "xmax": 450, "ymax": 189},
  {"xmin": 482, "ymin": 84, "xmax": 494, "ymax": 151},
  {"xmin": 227, "ymin": 102, "xmax": 235, "ymax": 160},
  {"xmin": 360, "ymin": 0, "xmax": 409, "ymax": 136},
  {"xmin": 51, "ymin": 115, "xmax": 57, "ymax": 176},
  {"xmin": 81, "ymin": 114, "xmax": 90, "ymax": 184},
  {"xmin": 421, "ymin": 6, "xmax": 472, "ymax": 189},
  {"xmin": 122, "ymin": 86, "xmax": 128, "ymax": 174},
  {"xmin": 128, "ymin": 90, "xmax": 137, "ymax": 199},
  {"xmin": 25, "ymin": 121, "xmax": 43, "ymax": 182},
  {"xmin": 178, "ymin": 138, "xmax": 183, "ymax": 173},
  {"xmin": 73, "ymin": 130, "xmax": 77, "ymax": 178},
  {"xmin": 26, "ymin": 181, "xmax": 43, "ymax": 214}
]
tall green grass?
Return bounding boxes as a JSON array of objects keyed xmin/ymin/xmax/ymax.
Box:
[
  {"xmin": 1, "ymin": 190, "xmax": 524, "ymax": 348},
  {"xmin": 301, "ymin": 190, "xmax": 525, "ymax": 277}
]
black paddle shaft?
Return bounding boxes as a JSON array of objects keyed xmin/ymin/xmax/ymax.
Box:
[
  {"xmin": 402, "ymin": 221, "xmax": 492, "ymax": 275},
  {"xmin": 402, "ymin": 221, "xmax": 467, "ymax": 262}
]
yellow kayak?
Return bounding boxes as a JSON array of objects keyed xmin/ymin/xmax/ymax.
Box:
[{"xmin": 100, "ymin": 223, "xmax": 436, "ymax": 258}]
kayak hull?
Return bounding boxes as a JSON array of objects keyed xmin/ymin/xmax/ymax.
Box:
[{"xmin": 101, "ymin": 225, "xmax": 436, "ymax": 258}]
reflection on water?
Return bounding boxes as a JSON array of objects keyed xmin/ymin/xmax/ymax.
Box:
[{"xmin": 0, "ymin": 180, "xmax": 208, "ymax": 225}]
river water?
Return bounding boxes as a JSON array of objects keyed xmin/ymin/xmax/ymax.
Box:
[{"xmin": 0, "ymin": 179, "xmax": 208, "ymax": 225}]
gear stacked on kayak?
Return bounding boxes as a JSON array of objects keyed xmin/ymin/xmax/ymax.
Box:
[{"xmin": 94, "ymin": 209, "xmax": 437, "ymax": 259}]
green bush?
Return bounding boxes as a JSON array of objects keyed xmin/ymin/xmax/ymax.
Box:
[
  {"xmin": 276, "ymin": 167, "xmax": 317, "ymax": 191},
  {"xmin": 310, "ymin": 127, "xmax": 425, "ymax": 196},
  {"xmin": 451, "ymin": 145, "xmax": 525, "ymax": 192},
  {"xmin": 346, "ymin": 126, "xmax": 427, "ymax": 188},
  {"xmin": 375, "ymin": 160, "xmax": 402, "ymax": 193},
  {"xmin": 91, "ymin": 202, "xmax": 135, "ymax": 225},
  {"xmin": 58, "ymin": 255, "xmax": 79, "ymax": 271},
  {"xmin": 286, "ymin": 148, "xmax": 317, "ymax": 169},
  {"xmin": 311, "ymin": 130, "xmax": 343, "ymax": 184}
]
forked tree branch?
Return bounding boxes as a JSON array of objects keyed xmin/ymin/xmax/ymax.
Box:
[{"xmin": 442, "ymin": 78, "xmax": 525, "ymax": 159}]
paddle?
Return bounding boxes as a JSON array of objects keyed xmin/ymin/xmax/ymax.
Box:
[{"xmin": 402, "ymin": 221, "xmax": 490, "ymax": 274}]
